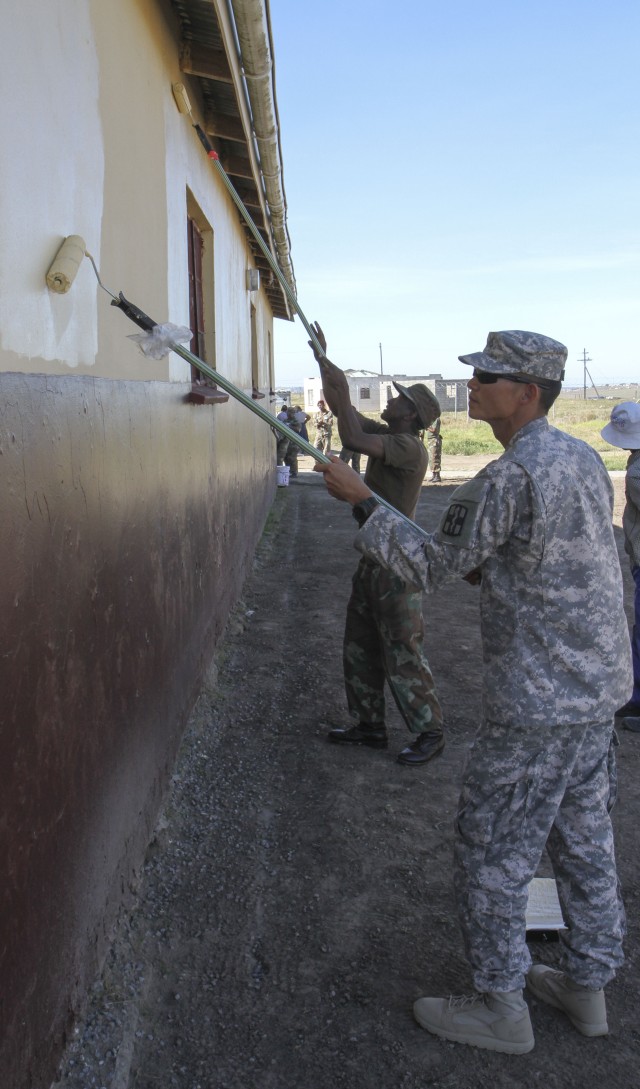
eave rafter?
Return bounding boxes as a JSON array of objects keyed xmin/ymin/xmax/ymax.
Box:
[{"xmin": 171, "ymin": 1, "xmax": 292, "ymax": 319}]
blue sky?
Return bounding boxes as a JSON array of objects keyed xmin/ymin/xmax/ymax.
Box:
[{"xmin": 268, "ymin": 0, "xmax": 639, "ymax": 390}]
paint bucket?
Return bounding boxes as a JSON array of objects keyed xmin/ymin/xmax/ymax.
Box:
[{"xmin": 276, "ymin": 465, "xmax": 290, "ymax": 487}]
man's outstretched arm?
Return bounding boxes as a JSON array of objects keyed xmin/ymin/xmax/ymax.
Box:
[{"xmin": 308, "ymin": 322, "xmax": 386, "ymax": 459}]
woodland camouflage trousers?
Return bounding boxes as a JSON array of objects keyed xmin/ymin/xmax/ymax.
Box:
[
  {"xmin": 428, "ymin": 435, "xmax": 442, "ymax": 474},
  {"xmin": 343, "ymin": 558, "xmax": 443, "ymax": 735}
]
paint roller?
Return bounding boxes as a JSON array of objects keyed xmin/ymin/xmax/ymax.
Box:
[
  {"xmin": 46, "ymin": 235, "xmax": 88, "ymax": 294},
  {"xmin": 46, "ymin": 236, "xmax": 122, "ymax": 309}
]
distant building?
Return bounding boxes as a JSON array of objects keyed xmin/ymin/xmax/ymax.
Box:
[{"xmin": 304, "ymin": 371, "xmax": 469, "ymax": 415}]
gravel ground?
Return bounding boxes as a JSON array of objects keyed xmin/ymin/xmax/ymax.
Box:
[{"xmin": 52, "ymin": 461, "xmax": 640, "ymax": 1089}]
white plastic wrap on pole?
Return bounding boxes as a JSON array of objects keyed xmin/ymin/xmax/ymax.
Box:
[{"xmin": 127, "ymin": 323, "xmax": 193, "ymax": 358}]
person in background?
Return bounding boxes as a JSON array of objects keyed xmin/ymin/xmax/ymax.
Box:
[
  {"xmin": 601, "ymin": 401, "xmax": 640, "ymax": 728},
  {"xmin": 339, "ymin": 447, "xmax": 362, "ymax": 473},
  {"xmin": 426, "ymin": 416, "xmax": 443, "ymax": 482},
  {"xmin": 314, "ymin": 329, "xmax": 630, "ymax": 1055},
  {"xmin": 273, "ymin": 402, "xmax": 290, "ymax": 466},
  {"xmin": 285, "ymin": 405, "xmax": 310, "ymax": 478},
  {"xmin": 297, "ymin": 405, "xmax": 310, "ymax": 444},
  {"xmin": 308, "ymin": 322, "xmax": 445, "ymax": 767},
  {"xmin": 314, "ymin": 399, "xmax": 334, "ymax": 454}
]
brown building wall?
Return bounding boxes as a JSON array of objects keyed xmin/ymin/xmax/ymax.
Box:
[{"xmin": 0, "ymin": 371, "xmax": 274, "ymax": 1088}]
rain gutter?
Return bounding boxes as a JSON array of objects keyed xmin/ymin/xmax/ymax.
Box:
[{"xmin": 225, "ymin": 0, "xmax": 296, "ymax": 303}]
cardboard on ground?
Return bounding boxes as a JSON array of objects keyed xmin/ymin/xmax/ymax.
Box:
[{"xmin": 525, "ymin": 877, "xmax": 566, "ymax": 930}]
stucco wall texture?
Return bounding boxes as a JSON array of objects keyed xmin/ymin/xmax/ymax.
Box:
[{"xmin": 0, "ymin": 372, "xmax": 276, "ymax": 1086}]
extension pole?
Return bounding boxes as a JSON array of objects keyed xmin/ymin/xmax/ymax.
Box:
[
  {"xmin": 107, "ymin": 292, "xmax": 428, "ymax": 540},
  {"xmin": 170, "ymin": 341, "xmax": 428, "ymax": 540},
  {"xmin": 191, "ymin": 124, "xmax": 326, "ymax": 360}
]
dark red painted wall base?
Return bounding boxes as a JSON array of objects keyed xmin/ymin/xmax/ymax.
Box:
[{"xmin": 0, "ymin": 372, "xmax": 275, "ymax": 1089}]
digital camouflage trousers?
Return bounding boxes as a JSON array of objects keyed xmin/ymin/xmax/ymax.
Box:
[
  {"xmin": 454, "ymin": 718, "xmax": 624, "ymax": 992},
  {"xmin": 343, "ymin": 558, "xmax": 443, "ymax": 735}
]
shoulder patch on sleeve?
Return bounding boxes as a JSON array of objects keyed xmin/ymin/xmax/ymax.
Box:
[{"xmin": 438, "ymin": 478, "xmax": 490, "ymax": 548}]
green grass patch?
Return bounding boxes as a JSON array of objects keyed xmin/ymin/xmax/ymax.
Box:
[
  {"xmin": 442, "ymin": 424, "xmax": 502, "ymax": 456},
  {"xmin": 599, "ymin": 452, "xmax": 629, "ymax": 471},
  {"xmin": 436, "ymin": 398, "xmax": 631, "ymax": 460},
  {"xmin": 360, "ymin": 398, "xmax": 632, "ymax": 463}
]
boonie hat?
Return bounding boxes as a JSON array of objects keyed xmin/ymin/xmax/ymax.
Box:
[
  {"xmin": 392, "ymin": 381, "xmax": 440, "ymax": 429},
  {"xmin": 601, "ymin": 402, "xmax": 640, "ymax": 450},
  {"xmin": 458, "ymin": 330, "xmax": 567, "ymax": 383}
]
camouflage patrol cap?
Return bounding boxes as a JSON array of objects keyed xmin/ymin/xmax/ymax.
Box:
[
  {"xmin": 458, "ymin": 330, "xmax": 567, "ymax": 382},
  {"xmin": 601, "ymin": 401, "xmax": 640, "ymax": 450},
  {"xmin": 392, "ymin": 381, "xmax": 440, "ymax": 429}
]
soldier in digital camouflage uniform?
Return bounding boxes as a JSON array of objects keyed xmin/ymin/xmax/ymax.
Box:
[
  {"xmin": 314, "ymin": 329, "xmax": 631, "ymax": 1054},
  {"xmin": 308, "ymin": 322, "xmax": 444, "ymax": 767},
  {"xmin": 601, "ymin": 401, "xmax": 640, "ymax": 725}
]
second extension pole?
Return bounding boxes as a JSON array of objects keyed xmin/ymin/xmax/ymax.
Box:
[
  {"xmin": 191, "ymin": 123, "xmax": 326, "ymax": 360},
  {"xmin": 108, "ymin": 291, "xmax": 428, "ymax": 540}
]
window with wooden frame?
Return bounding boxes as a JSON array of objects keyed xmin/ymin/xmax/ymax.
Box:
[
  {"xmin": 188, "ymin": 216, "xmax": 206, "ymax": 372},
  {"xmin": 186, "ymin": 192, "xmax": 227, "ymax": 405},
  {"xmin": 250, "ymin": 304, "xmax": 265, "ymax": 399},
  {"xmin": 267, "ymin": 331, "xmax": 276, "ymax": 402}
]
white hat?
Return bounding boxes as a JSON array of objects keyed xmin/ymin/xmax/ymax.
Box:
[{"xmin": 601, "ymin": 401, "xmax": 640, "ymax": 449}]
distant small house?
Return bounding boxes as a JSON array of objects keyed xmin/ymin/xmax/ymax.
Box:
[{"xmin": 305, "ymin": 371, "xmax": 469, "ymax": 415}]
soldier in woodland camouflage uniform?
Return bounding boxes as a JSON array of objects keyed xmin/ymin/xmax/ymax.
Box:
[
  {"xmin": 426, "ymin": 417, "xmax": 442, "ymax": 481},
  {"xmin": 315, "ymin": 330, "xmax": 631, "ymax": 1054},
  {"xmin": 284, "ymin": 405, "xmax": 309, "ymax": 478},
  {"xmin": 314, "ymin": 399, "xmax": 334, "ymax": 455},
  {"xmin": 308, "ymin": 322, "xmax": 444, "ymax": 766}
]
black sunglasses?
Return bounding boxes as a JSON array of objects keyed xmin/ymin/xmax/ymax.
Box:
[{"xmin": 472, "ymin": 369, "xmax": 553, "ymax": 390}]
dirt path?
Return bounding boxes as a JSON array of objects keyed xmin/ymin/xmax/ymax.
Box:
[{"xmin": 54, "ymin": 467, "xmax": 640, "ymax": 1089}]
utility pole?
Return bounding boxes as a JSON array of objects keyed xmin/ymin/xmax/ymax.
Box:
[
  {"xmin": 577, "ymin": 349, "xmax": 602, "ymax": 399},
  {"xmin": 578, "ymin": 348, "xmax": 592, "ymax": 400},
  {"xmin": 379, "ymin": 342, "xmax": 383, "ymax": 375}
]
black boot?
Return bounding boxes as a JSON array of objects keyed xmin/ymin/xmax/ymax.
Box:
[
  {"xmin": 397, "ymin": 731, "xmax": 444, "ymax": 765},
  {"xmin": 327, "ymin": 722, "xmax": 388, "ymax": 749},
  {"xmin": 615, "ymin": 699, "xmax": 640, "ymax": 718}
]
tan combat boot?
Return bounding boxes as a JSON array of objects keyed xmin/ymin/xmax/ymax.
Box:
[
  {"xmin": 413, "ymin": 990, "xmax": 534, "ymax": 1054},
  {"xmin": 527, "ymin": 965, "xmax": 608, "ymax": 1036}
]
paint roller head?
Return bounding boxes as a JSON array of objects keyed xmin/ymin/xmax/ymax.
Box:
[
  {"xmin": 46, "ymin": 235, "xmax": 87, "ymax": 293},
  {"xmin": 172, "ymin": 82, "xmax": 193, "ymax": 117}
]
